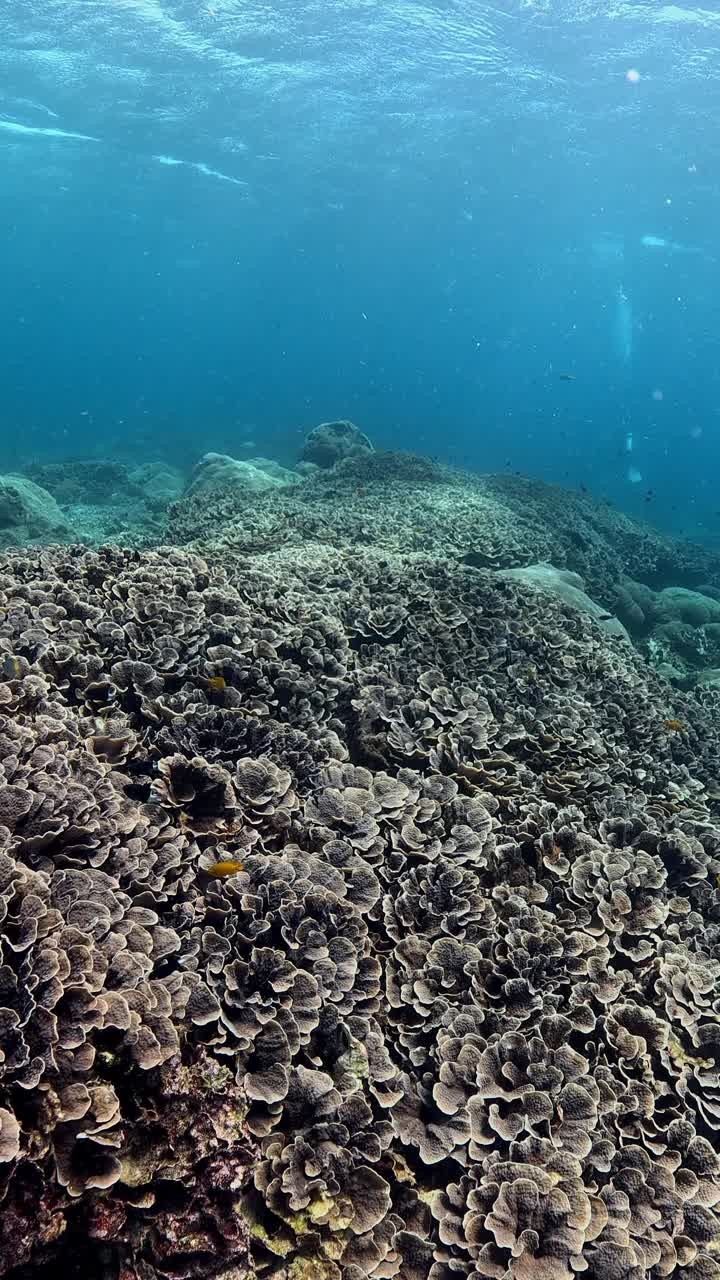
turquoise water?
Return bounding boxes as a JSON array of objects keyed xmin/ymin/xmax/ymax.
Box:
[
  {"xmin": 1, "ymin": 2, "xmax": 719, "ymax": 537},
  {"xmin": 5, "ymin": 11, "xmax": 720, "ymax": 1278}
]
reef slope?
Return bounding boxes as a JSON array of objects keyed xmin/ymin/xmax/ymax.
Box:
[
  {"xmin": 1, "ymin": 494, "xmax": 720, "ymax": 1276},
  {"xmin": 168, "ymin": 453, "xmax": 720, "ymax": 619}
]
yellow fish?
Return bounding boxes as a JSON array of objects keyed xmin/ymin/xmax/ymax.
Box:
[{"xmin": 205, "ymin": 860, "xmax": 244, "ymax": 879}]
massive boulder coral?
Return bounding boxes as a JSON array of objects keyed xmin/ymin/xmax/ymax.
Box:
[
  {"xmin": 500, "ymin": 562, "xmax": 630, "ymax": 640},
  {"xmin": 129, "ymin": 460, "xmax": 185, "ymax": 507},
  {"xmin": 299, "ymin": 419, "xmax": 374, "ymax": 469},
  {"xmin": 185, "ymin": 451, "xmax": 297, "ymax": 497},
  {"xmin": 0, "ymin": 474, "xmax": 74, "ymax": 547},
  {"xmin": 18, "ymin": 459, "xmax": 186, "ymax": 549},
  {"xmin": 1, "ymin": 539, "xmax": 720, "ymax": 1278}
]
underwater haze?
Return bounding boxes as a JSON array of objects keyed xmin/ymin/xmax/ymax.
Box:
[
  {"xmin": 9, "ymin": 9, "xmax": 720, "ymax": 1279},
  {"xmin": 1, "ymin": 1, "xmax": 720, "ymax": 538}
]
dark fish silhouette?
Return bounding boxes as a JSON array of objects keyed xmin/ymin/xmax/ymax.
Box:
[{"xmin": 558, "ymin": 372, "xmax": 576, "ymax": 381}]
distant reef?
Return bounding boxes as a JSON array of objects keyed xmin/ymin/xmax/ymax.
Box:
[
  {"xmin": 3, "ymin": 459, "xmax": 186, "ymax": 548},
  {"xmin": 167, "ymin": 439, "xmax": 720, "ymax": 687},
  {"xmin": 1, "ymin": 426, "xmax": 720, "ymax": 1279}
]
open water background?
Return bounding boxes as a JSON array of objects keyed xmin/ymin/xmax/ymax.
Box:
[{"xmin": 1, "ymin": 2, "xmax": 719, "ymax": 539}]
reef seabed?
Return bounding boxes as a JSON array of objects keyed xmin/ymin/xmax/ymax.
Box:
[{"xmin": 1, "ymin": 455, "xmax": 720, "ymax": 1279}]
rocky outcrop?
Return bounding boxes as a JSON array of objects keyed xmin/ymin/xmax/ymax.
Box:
[
  {"xmin": 185, "ymin": 451, "xmax": 298, "ymax": 497},
  {"xmin": 299, "ymin": 419, "xmax": 374, "ymax": 469},
  {"xmin": 0, "ymin": 474, "xmax": 74, "ymax": 546}
]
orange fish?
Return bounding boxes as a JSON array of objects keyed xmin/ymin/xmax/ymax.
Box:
[
  {"xmin": 205, "ymin": 860, "xmax": 245, "ymax": 879},
  {"xmin": 664, "ymin": 719, "xmax": 685, "ymax": 733},
  {"xmin": 207, "ymin": 676, "xmax": 226, "ymax": 691}
]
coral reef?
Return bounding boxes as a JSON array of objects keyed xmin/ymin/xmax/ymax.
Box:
[
  {"xmin": 185, "ymin": 453, "xmax": 298, "ymax": 498},
  {"xmin": 129, "ymin": 461, "xmax": 185, "ymax": 508},
  {"xmin": 22, "ymin": 460, "xmax": 140, "ymax": 506},
  {"xmin": 18, "ymin": 459, "xmax": 186, "ymax": 549},
  {"xmin": 299, "ymin": 420, "xmax": 374, "ymax": 469},
  {"xmin": 499, "ymin": 562, "xmax": 630, "ymax": 640},
  {"xmin": 0, "ymin": 475, "xmax": 74, "ymax": 547},
  {"xmin": 166, "ymin": 452, "xmax": 720, "ymax": 618},
  {"xmin": 611, "ymin": 580, "xmax": 720, "ymax": 685},
  {"xmin": 1, "ymin": 531, "xmax": 720, "ymax": 1279}
]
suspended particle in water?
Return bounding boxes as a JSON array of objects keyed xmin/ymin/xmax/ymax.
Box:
[
  {"xmin": 626, "ymin": 68, "xmax": 641, "ymax": 83},
  {"xmin": 690, "ymin": 426, "xmax": 703, "ymax": 439},
  {"xmin": 652, "ymin": 388, "xmax": 664, "ymax": 401}
]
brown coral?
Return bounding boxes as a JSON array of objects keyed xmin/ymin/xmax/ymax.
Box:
[{"xmin": 0, "ymin": 531, "xmax": 720, "ymax": 1280}]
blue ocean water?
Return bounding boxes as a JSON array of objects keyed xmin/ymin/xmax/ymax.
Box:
[{"xmin": 1, "ymin": 1, "xmax": 719, "ymax": 541}]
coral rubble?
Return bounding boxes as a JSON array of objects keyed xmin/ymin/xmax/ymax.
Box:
[{"xmin": 1, "ymin": 465, "xmax": 720, "ymax": 1278}]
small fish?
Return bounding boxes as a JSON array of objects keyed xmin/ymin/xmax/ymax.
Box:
[
  {"xmin": 124, "ymin": 758, "xmax": 158, "ymax": 778},
  {"xmin": 640, "ymin": 234, "xmax": 701, "ymax": 256},
  {"xmin": 205, "ymin": 860, "xmax": 245, "ymax": 879},
  {"xmin": 2, "ymin": 656, "xmax": 22, "ymax": 680},
  {"xmin": 664, "ymin": 719, "xmax": 685, "ymax": 733},
  {"xmin": 558, "ymin": 373, "xmax": 576, "ymax": 381},
  {"xmin": 207, "ymin": 675, "xmax": 226, "ymax": 691},
  {"xmin": 124, "ymin": 782, "xmax": 152, "ymax": 803}
]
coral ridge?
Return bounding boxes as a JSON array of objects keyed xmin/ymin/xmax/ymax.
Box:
[{"xmin": 1, "ymin": 453, "xmax": 720, "ymax": 1279}]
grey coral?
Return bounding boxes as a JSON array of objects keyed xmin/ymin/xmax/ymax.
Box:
[{"xmin": 0, "ymin": 534, "xmax": 719, "ymax": 1278}]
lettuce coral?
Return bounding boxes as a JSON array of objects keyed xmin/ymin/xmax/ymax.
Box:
[{"xmin": 0, "ymin": 540, "xmax": 719, "ymax": 1278}]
